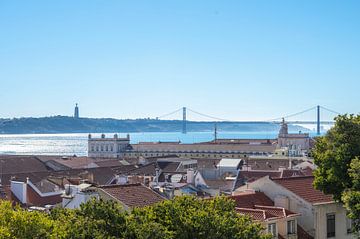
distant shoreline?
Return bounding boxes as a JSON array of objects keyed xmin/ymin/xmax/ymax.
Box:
[{"xmin": 0, "ymin": 116, "xmax": 309, "ymax": 134}]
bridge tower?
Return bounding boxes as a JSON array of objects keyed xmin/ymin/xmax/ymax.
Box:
[
  {"xmin": 182, "ymin": 107, "xmax": 187, "ymax": 134},
  {"xmin": 317, "ymin": 105, "xmax": 320, "ymax": 135}
]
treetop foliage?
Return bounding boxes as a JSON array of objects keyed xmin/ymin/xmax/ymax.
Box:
[
  {"xmin": 313, "ymin": 114, "xmax": 360, "ymax": 234},
  {"xmin": 0, "ymin": 196, "xmax": 270, "ymax": 239}
]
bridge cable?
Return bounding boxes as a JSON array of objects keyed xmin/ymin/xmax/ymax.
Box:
[
  {"xmin": 320, "ymin": 106, "xmax": 341, "ymax": 115},
  {"xmin": 156, "ymin": 108, "xmax": 183, "ymax": 119},
  {"xmin": 187, "ymin": 108, "xmax": 231, "ymax": 121},
  {"xmin": 267, "ymin": 106, "xmax": 317, "ymax": 122}
]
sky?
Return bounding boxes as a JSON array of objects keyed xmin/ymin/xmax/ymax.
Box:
[{"xmin": 0, "ymin": 1, "xmax": 359, "ymax": 121}]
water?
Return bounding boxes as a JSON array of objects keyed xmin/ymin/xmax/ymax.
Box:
[{"xmin": 0, "ymin": 131, "xmax": 321, "ymax": 156}]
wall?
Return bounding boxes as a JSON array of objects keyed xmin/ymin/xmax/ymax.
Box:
[
  {"xmin": 235, "ymin": 177, "xmax": 315, "ymax": 237},
  {"xmin": 314, "ymin": 203, "xmax": 355, "ymax": 239},
  {"xmin": 10, "ymin": 181, "xmax": 27, "ymax": 204}
]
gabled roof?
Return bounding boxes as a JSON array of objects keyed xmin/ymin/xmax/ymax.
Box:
[
  {"xmin": 280, "ymin": 169, "xmax": 306, "ymax": 178},
  {"xmin": 98, "ymin": 183, "xmax": 165, "ymax": 208},
  {"xmin": 236, "ymin": 208, "xmax": 278, "ymax": 221},
  {"xmin": 272, "ymin": 176, "xmax": 333, "ymax": 204},
  {"xmin": 236, "ymin": 206, "xmax": 299, "ymax": 222},
  {"xmin": 253, "ymin": 205, "xmax": 299, "ymax": 218},
  {"xmin": 157, "ymin": 161, "xmax": 181, "ymax": 172},
  {"xmin": 230, "ymin": 191, "xmax": 274, "ymax": 208},
  {"xmin": 0, "ymin": 155, "xmax": 49, "ymax": 174},
  {"xmin": 234, "ymin": 170, "xmax": 281, "ymax": 189},
  {"xmin": 233, "ymin": 192, "xmax": 300, "ymax": 222},
  {"xmin": 125, "ymin": 162, "xmax": 157, "ymax": 176}
]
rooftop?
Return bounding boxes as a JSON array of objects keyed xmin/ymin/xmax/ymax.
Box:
[
  {"xmin": 217, "ymin": 158, "xmax": 242, "ymax": 168},
  {"xmin": 98, "ymin": 183, "xmax": 165, "ymax": 208},
  {"xmin": 272, "ymin": 176, "xmax": 333, "ymax": 204}
]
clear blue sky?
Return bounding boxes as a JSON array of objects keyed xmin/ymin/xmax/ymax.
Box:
[{"xmin": 0, "ymin": 1, "xmax": 359, "ymax": 121}]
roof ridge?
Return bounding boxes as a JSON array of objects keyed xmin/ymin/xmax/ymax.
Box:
[{"xmin": 272, "ymin": 175, "xmax": 314, "ymax": 181}]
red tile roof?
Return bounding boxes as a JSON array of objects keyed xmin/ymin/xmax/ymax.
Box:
[
  {"xmin": 236, "ymin": 205, "xmax": 299, "ymax": 222},
  {"xmin": 280, "ymin": 169, "xmax": 306, "ymax": 178},
  {"xmin": 232, "ymin": 191, "xmax": 300, "ymax": 222},
  {"xmin": 99, "ymin": 183, "xmax": 165, "ymax": 208},
  {"xmin": 253, "ymin": 205, "xmax": 299, "ymax": 218},
  {"xmin": 230, "ymin": 191, "xmax": 274, "ymax": 208},
  {"xmin": 272, "ymin": 176, "xmax": 333, "ymax": 204},
  {"xmin": 236, "ymin": 208, "xmax": 278, "ymax": 221}
]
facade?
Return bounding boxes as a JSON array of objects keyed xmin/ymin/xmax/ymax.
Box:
[
  {"xmin": 62, "ymin": 183, "xmax": 99, "ymax": 209},
  {"xmin": 11, "ymin": 178, "xmax": 63, "ymax": 207},
  {"xmin": 234, "ymin": 176, "xmax": 356, "ymax": 239},
  {"xmin": 277, "ymin": 119, "xmax": 311, "ymax": 156},
  {"xmin": 88, "ymin": 134, "xmax": 130, "ymax": 158},
  {"xmin": 87, "ymin": 134, "xmax": 276, "ymax": 159}
]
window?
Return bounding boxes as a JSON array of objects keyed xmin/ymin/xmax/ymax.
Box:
[
  {"xmin": 346, "ymin": 217, "xmax": 353, "ymax": 234},
  {"xmin": 326, "ymin": 213, "xmax": 335, "ymax": 238},
  {"xmin": 287, "ymin": 220, "xmax": 296, "ymax": 235},
  {"xmin": 268, "ymin": 223, "xmax": 277, "ymax": 238}
]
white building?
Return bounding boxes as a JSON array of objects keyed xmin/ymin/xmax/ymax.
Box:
[
  {"xmin": 88, "ymin": 134, "xmax": 130, "ymax": 158},
  {"xmin": 234, "ymin": 176, "xmax": 356, "ymax": 239},
  {"xmin": 62, "ymin": 183, "xmax": 99, "ymax": 209},
  {"xmin": 277, "ymin": 119, "xmax": 311, "ymax": 156}
]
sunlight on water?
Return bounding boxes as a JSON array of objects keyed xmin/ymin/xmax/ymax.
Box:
[{"xmin": 0, "ymin": 130, "xmax": 322, "ymax": 156}]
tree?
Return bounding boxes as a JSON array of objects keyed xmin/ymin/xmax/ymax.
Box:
[
  {"xmin": 50, "ymin": 198, "xmax": 128, "ymax": 239},
  {"xmin": 125, "ymin": 196, "xmax": 269, "ymax": 239},
  {"xmin": 0, "ymin": 196, "xmax": 268, "ymax": 239},
  {"xmin": 313, "ymin": 114, "xmax": 360, "ymax": 234},
  {"xmin": 0, "ymin": 201, "xmax": 55, "ymax": 239}
]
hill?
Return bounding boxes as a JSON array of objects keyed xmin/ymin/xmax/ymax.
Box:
[{"xmin": 0, "ymin": 116, "xmax": 307, "ymax": 134}]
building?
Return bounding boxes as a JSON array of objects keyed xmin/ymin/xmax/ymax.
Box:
[
  {"xmin": 234, "ymin": 176, "xmax": 356, "ymax": 239},
  {"xmin": 231, "ymin": 191, "xmax": 302, "ymax": 239},
  {"xmin": 88, "ymin": 134, "xmax": 131, "ymax": 158},
  {"xmin": 97, "ymin": 183, "xmax": 165, "ymax": 210},
  {"xmin": 10, "ymin": 178, "xmax": 63, "ymax": 207},
  {"xmin": 87, "ymin": 134, "xmax": 277, "ymax": 159},
  {"xmin": 277, "ymin": 119, "xmax": 312, "ymax": 156}
]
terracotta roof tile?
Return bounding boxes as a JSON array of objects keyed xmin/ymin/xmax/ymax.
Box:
[
  {"xmin": 236, "ymin": 208, "xmax": 282, "ymax": 221},
  {"xmin": 99, "ymin": 183, "xmax": 164, "ymax": 208},
  {"xmin": 272, "ymin": 176, "xmax": 333, "ymax": 204},
  {"xmin": 230, "ymin": 191, "xmax": 274, "ymax": 208}
]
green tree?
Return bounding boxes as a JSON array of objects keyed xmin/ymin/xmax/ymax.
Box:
[
  {"xmin": 50, "ymin": 198, "xmax": 128, "ymax": 239},
  {"xmin": 0, "ymin": 196, "xmax": 269, "ymax": 239},
  {"xmin": 0, "ymin": 201, "xmax": 55, "ymax": 239},
  {"xmin": 125, "ymin": 196, "xmax": 269, "ymax": 239},
  {"xmin": 313, "ymin": 114, "xmax": 360, "ymax": 234}
]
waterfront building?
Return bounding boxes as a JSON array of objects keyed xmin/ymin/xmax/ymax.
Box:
[
  {"xmin": 88, "ymin": 134, "xmax": 130, "ymax": 158},
  {"xmin": 277, "ymin": 119, "xmax": 312, "ymax": 156},
  {"xmin": 87, "ymin": 134, "xmax": 276, "ymax": 159}
]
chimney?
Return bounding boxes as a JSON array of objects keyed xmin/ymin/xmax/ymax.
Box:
[
  {"xmin": 187, "ymin": 169, "xmax": 195, "ymax": 185},
  {"xmin": 155, "ymin": 167, "xmax": 160, "ymax": 184}
]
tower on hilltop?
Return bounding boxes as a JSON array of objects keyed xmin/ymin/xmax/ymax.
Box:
[{"xmin": 74, "ymin": 103, "xmax": 79, "ymax": 118}]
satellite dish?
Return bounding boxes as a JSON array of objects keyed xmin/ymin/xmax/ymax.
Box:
[{"xmin": 170, "ymin": 174, "xmax": 183, "ymax": 183}]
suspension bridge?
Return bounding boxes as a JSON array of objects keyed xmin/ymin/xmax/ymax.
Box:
[{"xmin": 155, "ymin": 105, "xmax": 341, "ymax": 135}]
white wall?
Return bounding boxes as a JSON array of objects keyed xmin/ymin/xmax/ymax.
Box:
[
  {"xmin": 10, "ymin": 181, "xmax": 27, "ymax": 204},
  {"xmin": 314, "ymin": 203, "xmax": 356, "ymax": 239},
  {"xmin": 235, "ymin": 177, "xmax": 315, "ymax": 236}
]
